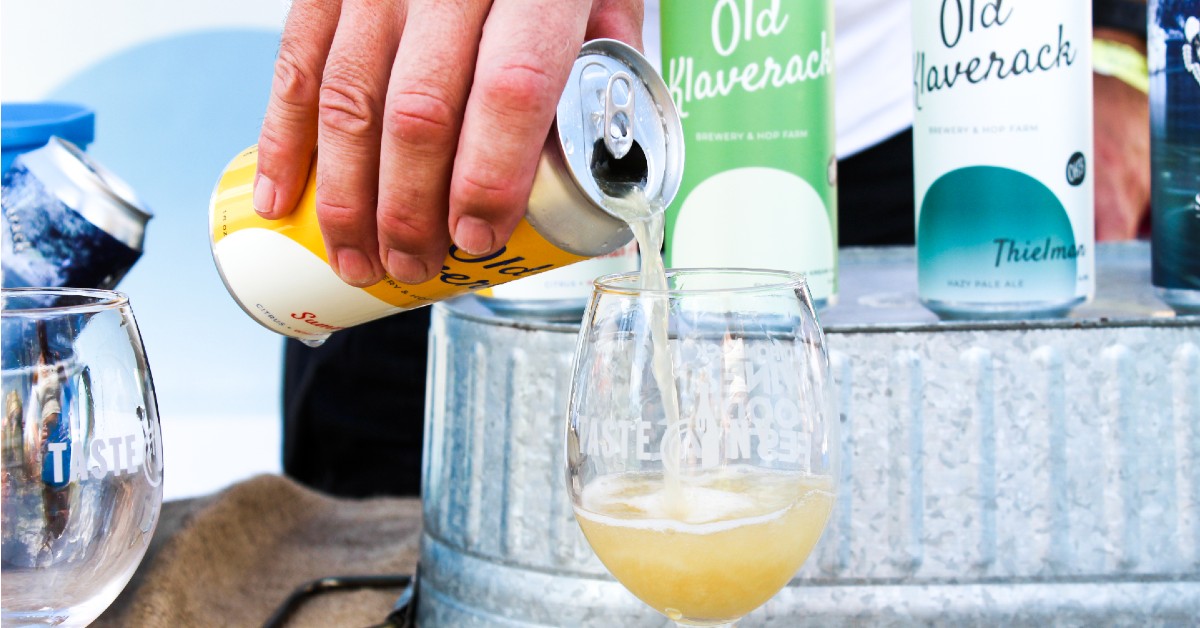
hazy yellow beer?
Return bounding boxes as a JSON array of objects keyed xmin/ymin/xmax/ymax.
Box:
[{"xmin": 575, "ymin": 468, "xmax": 835, "ymax": 624}]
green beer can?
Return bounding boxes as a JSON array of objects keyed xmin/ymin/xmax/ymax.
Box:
[{"xmin": 660, "ymin": 0, "xmax": 838, "ymax": 306}]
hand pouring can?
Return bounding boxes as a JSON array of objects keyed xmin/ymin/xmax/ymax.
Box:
[{"xmin": 210, "ymin": 39, "xmax": 684, "ymax": 342}]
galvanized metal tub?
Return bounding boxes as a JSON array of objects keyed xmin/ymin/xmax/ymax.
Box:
[{"xmin": 419, "ymin": 242, "xmax": 1200, "ymax": 626}]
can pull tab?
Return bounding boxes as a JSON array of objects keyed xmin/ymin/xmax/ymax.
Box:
[{"xmin": 603, "ymin": 71, "xmax": 635, "ymax": 160}]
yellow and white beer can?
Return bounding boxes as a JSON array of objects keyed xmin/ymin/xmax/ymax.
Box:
[
  {"xmin": 477, "ymin": 241, "xmax": 640, "ymax": 319},
  {"xmin": 210, "ymin": 39, "xmax": 683, "ymax": 341}
]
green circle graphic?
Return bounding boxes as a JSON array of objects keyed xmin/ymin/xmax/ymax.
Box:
[{"xmin": 918, "ymin": 166, "xmax": 1078, "ymax": 301}]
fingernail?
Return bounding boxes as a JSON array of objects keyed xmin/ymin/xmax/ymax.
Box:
[
  {"xmin": 453, "ymin": 216, "xmax": 495, "ymax": 255},
  {"xmin": 386, "ymin": 249, "xmax": 432, "ymax": 284},
  {"xmin": 334, "ymin": 248, "xmax": 377, "ymax": 286},
  {"xmin": 253, "ymin": 174, "xmax": 277, "ymax": 216}
]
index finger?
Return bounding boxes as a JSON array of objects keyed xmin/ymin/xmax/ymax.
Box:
[{"xmin": 255, "ymin": 0, "xmax": 341, "ymax": 218}]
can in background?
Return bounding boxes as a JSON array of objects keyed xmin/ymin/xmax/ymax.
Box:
[
  {"xmin": 1150, "ymin": 0, "xmax": 1200, "ymax": 315},
  {"xmin": 1, "ymin": 137, "xmax": 151, "ymax": 291},
  {"xmin": 659, "ymin": 0, "xmax": 838, "ymax": 308},
  {"xmin": 476, "ymin": 241, "xmax": 639, "ymax": 320},
  {"xmin": 210, "ymin": 39, "xmax": 684, "ymax": 342},
  {"xmin": 913, "ymin": 0, "xmax": 1095, "ymax": 319},
  {"xmin": 2, "ymin": 102, "xmax": 95, "ymax": 174}
]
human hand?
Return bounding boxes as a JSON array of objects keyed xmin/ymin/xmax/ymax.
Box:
[
  {"xmin": 1092, "ymin": 28, "xmax": 1151, "ymax": 241},
  {"xmin": 253, "ymin": 0, "xmax": 644, "ymax": 286}
]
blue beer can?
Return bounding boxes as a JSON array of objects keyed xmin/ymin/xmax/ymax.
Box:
[
  {"xmin": 1, "ymin": 102, "xmax": 95, "ymax": 173},
  {"xmin": 1150, "ymin": 1, "xmax": 1200, "ymax": 314},
  {"xmin": 1, "ymin": 137, "xmax": 151, "ymax": 290}
]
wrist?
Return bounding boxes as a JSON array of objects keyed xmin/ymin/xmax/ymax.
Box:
[{"xmin": 1093, "ymin": 36, "xmax": 1149, "ymax": 94}]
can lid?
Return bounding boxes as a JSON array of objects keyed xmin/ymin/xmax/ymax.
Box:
[
  {"xmin": 555, "ymin": 39, "xmax": 684, "ymax": 215},
  {"xmin": 2, "ymin": 102, "xmax": 95, "ymax": 151},
  {"xmin": 17, "ymin": 137, "xmax": 153, "ymax": 251}
]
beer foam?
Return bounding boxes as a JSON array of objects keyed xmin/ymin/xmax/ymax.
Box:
[{"xmin": 578, "ymin": 475, "xmax": 791, "ymax": 534}]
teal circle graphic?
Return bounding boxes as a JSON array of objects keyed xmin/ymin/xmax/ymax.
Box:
[{"xmin": 918, "ymin": 166, "xmax": 1078, "ymax": 301}]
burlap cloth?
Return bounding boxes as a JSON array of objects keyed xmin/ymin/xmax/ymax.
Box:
[{"xmin": 93, "ymin": 474, "xmax": 422, "ymax": 628}]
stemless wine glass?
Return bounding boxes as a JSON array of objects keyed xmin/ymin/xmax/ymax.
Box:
[
  {"xmin": 2, "ymin": 288, "xmax": 164, "ymax": 626},
  {"xmin": 566, "ymin": 269, "xmax": 838, "ymax": 627}
]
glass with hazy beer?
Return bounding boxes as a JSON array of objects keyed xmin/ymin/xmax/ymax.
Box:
[{"xmin": 566, "ymin": 269, "xmax": 838, "ymax": 626}]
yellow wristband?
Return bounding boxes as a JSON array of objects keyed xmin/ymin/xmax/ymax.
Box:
[{"xmin": 1093, "ymin": 38, "xmax": 1150, "ymax": 94}]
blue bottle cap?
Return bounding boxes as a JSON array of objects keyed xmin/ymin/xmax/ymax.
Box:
[{"xmin": 2, "ymin": 102, "xmax": 95, "ymax": 171}]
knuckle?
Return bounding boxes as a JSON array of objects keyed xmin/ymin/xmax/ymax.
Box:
[
  {"xmin": 377, "ymin": 210, "xmax": 441, "ymax": 253},
  {"xmin": 318, "ymin": 76, "xmax": 379, "ymax": 138},
  {"xmin": 476, "ymin": 60, "xmax": 558, "ymax": 116},
  {"xmin": 383, "ymin": 87, "xmax": 461, "ymax": 148},
  {"xmin": 272, "ymin": 44, "xmax": 320, "ymax": 109},
  {"xmin": 256, "ymin": 125, "xmax": 289, "ymax": 166},
  {"xmin": 454, "ymin": 172, "xmax": 523, "ymax": 215},
  {"xmin": 314, "ymin": 196, "xmax": 369, "ymax": 234},
  {"xmin": 376, "ymin": 210, "xmax": 448, "ymax": 256}
]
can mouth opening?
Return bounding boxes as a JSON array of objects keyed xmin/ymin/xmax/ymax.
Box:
[
  {"xmin": 590, "ymin": 138, "xmax": 648, "ymax": 198},
  {"xmin": 554, "ymin": 39, "xmax": 683, "ymax": 221}
]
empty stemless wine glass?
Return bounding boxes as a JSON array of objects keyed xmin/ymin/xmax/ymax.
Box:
[
  {"xmin": 2, "ymin": 288, "xmax": 163, "ymax": 626},
  {"xmin": 566, "ymin": 269, "xmax": 838, "ymax": 627}
]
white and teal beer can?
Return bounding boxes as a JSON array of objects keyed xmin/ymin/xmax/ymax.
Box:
[
  {"xmin": 661, "ymin": 0, "xmax": 838, "ymax": 307},
  {"xmin": 913, "ymin": 0, "xmax": 1095, "ymax": 319}
]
